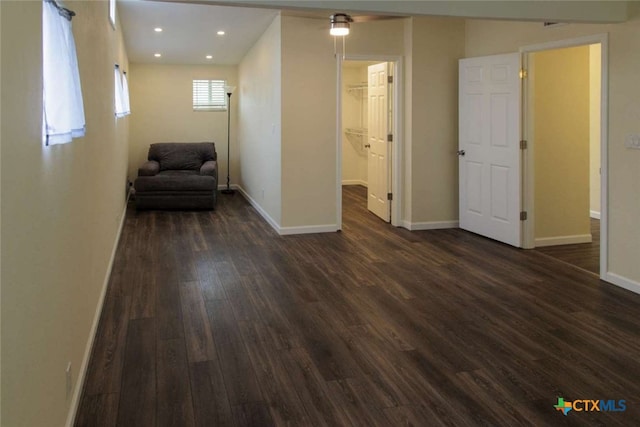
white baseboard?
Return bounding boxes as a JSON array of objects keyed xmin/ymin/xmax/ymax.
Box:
[
  {"xmin": 604, "ymin": 272, "xmax": 640, "ymax": 296},
  {"xmin": 590, "ymin": 210, "xmax": 601, "ymax": 219},
  {"xmin": 341, "ymin": 180, "xmax": 367, "ymax": 186},
  {"xmin": 66, "ymin": 197, "xmax": 129, "ymax": 427},
  {"xmin": 279, "ymin": 224, "xmax": 339, "ymax": 235},
  {"xmin": 534, "ymin": 234, "xmax": 592, "ymax": 247},
  {"xmin": 236, "ymin": 186, "xmax": 338, "ymax": 236},
  {"xmin": 402, "ymin": 220, "xmax": 459, "ymax": 231},
  {"xmin": 234, "ymin": 186, "xmax": 281, "ymax": 233}
]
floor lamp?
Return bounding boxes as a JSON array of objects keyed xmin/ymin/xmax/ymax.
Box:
[{"xmin": 222, "ymin": 85, "xmax": 236, "ymax": 195}]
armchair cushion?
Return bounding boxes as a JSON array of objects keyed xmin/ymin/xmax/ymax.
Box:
[
  {"xmin": 138, "ymin": 160, "xmax": 160, "ymax": 176},
  {"xmin": 135, "ymin": 175, "xmax": 216, "ymax": 192},
  {"xmin": 148, "ymin": 142, "xmax": 216, "ymax": 171}
]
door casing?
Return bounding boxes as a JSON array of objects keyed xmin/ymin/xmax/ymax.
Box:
[
  {"xmin": 520, "ymin": 34, "xmax": 609, "ymax": 280},
  {"xmin": 336, "ymin": 54, "xmax": 403, "ymax": 229}
]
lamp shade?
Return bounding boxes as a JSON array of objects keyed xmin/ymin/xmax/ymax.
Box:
[
  {"xmin": 330, "ymin": 13, "xmax": 352, "ymax": 36},
  {"xmin": 224, "ymin": 85, "xmax": 236, "ymax": 95}
]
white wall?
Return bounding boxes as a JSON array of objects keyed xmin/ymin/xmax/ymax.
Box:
[
  {"xmin": 341, "ymin": 64, "xmax": 368, "ymax": 186},
  {"xmin": 1, "ymin": 1, "xmax": 130, "ymax": 425},
  {"xmin": 238, "ymin": 15, "xmax": 282, "ymax": 224},
  {"xmin": 128, "ymin": 64, "xmax": 238, "ymax": 184},
  {"xmin": 465, "ymin": 7, "xmax": 640, "ymax": 286}
]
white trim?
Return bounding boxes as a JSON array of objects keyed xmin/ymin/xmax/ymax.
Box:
[
  {"xmin": 520, "ymin": 33, "xmax": 608, "ymax": 281},
  {"xmin": 279, "ymin": 224, "xmax": 339, "ymax": 235},
  {"xmin": 341, "ymin": 179, "xmax": 367, "ymax": 186},
  {"xmin": 337, "ymin": 54, "xmax": 404, "ymax": 229},
  {"xmin": 336, "ymin": 57, "xmax": 343, "ymax": 230},
  {"xmin": 590, "ymin": 210, "xmax": 601, "ymax": 220},
  {"xmin": 403, "ymin": 220, "xmax": 459, "ymax": 231},
  {"xmin": 604, "ymin": 272, "xmax": 640, "ymax": 296},
  {"xmin": 534, "ymin": 234, "xmax": 592, "ymax": 247},
  {"xmin": 235, "ymin": 186, "xmax": 338, "ymax": 236},
  {"xmin": 234, "ymin": 185, "xmax": 280, "ymax": 232},
  {"xmin": 66, "ymin": 197, "xmax": 129, "ymax": 427}
]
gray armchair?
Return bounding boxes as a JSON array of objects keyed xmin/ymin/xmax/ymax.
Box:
[{"xmin": 134, "ymin": 142, "xmax": 218, "ymax": 210}]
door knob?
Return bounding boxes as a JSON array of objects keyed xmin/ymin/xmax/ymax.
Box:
[
  {"xmin": 457, "ymin": 150, "xmax": 466, "ymax": 156},
  {"xmin": 364, "ymin": 144, "xmax": 371, "ymax": 148}
]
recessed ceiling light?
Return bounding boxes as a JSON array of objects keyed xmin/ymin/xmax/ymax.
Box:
[
  {"xmin": 206, "ymin": 55, "xmax": 213, "ymax": 59},
  {"xmin": 217, "ymin": 31, "xmax": 225, "ymax": 36},
  {"xmin": 154, "ymin": 27, "xmax": 163, "ymax": 32},
  {"xmin": 154, "ymin": 53, "xmax": 162, "ymax": 58}
]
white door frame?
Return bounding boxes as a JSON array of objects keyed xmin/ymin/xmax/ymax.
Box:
[
  {"xmin": 520, "ymin": 33, "xmax": 609, "ymax": 279},
  {"xmin": 336, "ymin": 54, "xmax": 404, "ymax": 229}
]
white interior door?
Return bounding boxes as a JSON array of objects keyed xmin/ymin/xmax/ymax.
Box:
[
  {"xmin": 367, "ymin": 62, "xmax": 390, "ymax": 222},
  {"xmin": 459, "ymin": 53, "xmax": 521, "ymax": 247}
]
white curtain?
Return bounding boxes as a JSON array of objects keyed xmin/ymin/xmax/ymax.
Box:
[
  {"xmin": 114, "ymin": 67, "xmax": 131, "ymax": 118},
  {"xmin": 122, "ymin": 72, "xmax": 131, "ymax": 115},
  {"xmin": 42, "ymin": 0, "xmax": 85, "ymax": 145},
  {"xmin": 114, "ymin": 66, "xmax": 125, "ymax": 117}
]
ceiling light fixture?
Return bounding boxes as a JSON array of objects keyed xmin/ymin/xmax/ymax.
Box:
[
  {"xmin": 154, "ymin": 27, "xmax": 163, "ymax": 32},
  {"xmin": 330, "ymin": 13, "xmax": 353, "ymax": 59},
  {"xmin": 154, "ymin": 53, "xmax": 162, "ymax": 57},
  {"xmin": 217, "ymin": 31, "xmax": 225, "ymax": 36},
  {"xmin": 206, "ymin": 55, "xmax": 213, "ymax": 59},
  {"xmin": 330, "ymin": 13, "xmax": 352, "ymax": 36}
]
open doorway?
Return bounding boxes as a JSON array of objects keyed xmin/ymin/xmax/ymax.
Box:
[
  {"xmin": 522, "ymin": 38, "xmax": 606, "ymax": 276},
  {"xmin": 337, "ymin": 56, "xmax": 402, "ymax": 229},
  {"xmin": 341, "ymin": 60, "xmax": 389, "ymax": 222}
]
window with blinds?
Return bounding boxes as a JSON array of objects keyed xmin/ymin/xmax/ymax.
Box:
[{"xmin": 193, "ymin": 79, "xmax": 227, "ymax": 111}]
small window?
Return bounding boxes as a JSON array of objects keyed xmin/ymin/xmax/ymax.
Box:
[
  {"xmin": 193, "ymin": 79, "xmax": 227, "ymax": 111},
  {"xmin": 109, "ymin": 0, "xmax": 116, "ymax": 29}
]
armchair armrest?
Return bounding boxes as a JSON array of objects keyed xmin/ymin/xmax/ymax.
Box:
[
  {"xmin": 200, "ymin": 160, "xmax": 218, "ymax": 178},
  {"xmin": 138, "ymin": 160, "xmax": 160, "ymax": 176}
]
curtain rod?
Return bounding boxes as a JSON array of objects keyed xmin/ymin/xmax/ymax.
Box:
[{"xmin": 45, "ymin": 0, "xmax": 76, "ymax": 21}]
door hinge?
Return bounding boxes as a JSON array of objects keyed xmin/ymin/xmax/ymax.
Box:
[
  {"xmin": 387, "ymin": 134, "xmax": 393, "ymax": 142},
  {"xmin": 388, "ymin": 75, "xmax": 393, "ymax": 84},
  {"xmin": 520, "ymin": 211, "xmax": 528, "ymax": 221},
  {"xmin": 519, "ymin": 69, "xmax": 528, "ymax": 79},
  {"xmin": 520, "ymin": 140, "xmax": 528, "ymax": 149},
  {"xmin": 387, "ymin": 193, "xmax": 393, "ymax": 201}
]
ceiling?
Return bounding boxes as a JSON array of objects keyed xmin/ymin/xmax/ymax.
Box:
[
  {"xmin": 118, "ymin": 0, "xmax": 628, "ymax": 66},
  {"xmin": 118, "ymin": 0, "xmax": 279, "ymax": 65}
]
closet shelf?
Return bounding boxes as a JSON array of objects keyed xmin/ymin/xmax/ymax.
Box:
[
  {"xmin": 345, "ymin": 127, "xmax": 368, "ymax": 137},
  {"xmin": 347, "ymin": 83, "xmax": 368, "ymax": 93}
]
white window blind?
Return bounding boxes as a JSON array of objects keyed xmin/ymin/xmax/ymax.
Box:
[{"xmin": 193, "ymin": 79, "xmax": 227, "ymax": 111}]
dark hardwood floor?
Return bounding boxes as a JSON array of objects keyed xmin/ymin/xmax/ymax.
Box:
[
  {"xmin": 76, "ymin": 185, "xmax": 640, "ymax": 426},
  {"xmin": 535, "ymin": 218, "xmax": 600, "ymax": 275}
]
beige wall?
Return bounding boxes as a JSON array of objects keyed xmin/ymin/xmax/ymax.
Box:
[
  {"xmin": 590, "ymin": 44, "xmax": 601, "ymax": 216},
  {"xmin": 465, "ymin": 9, "xmax": 640, "ymax": 283},
  {"xmin": 128, "ymin": 64, "xmax": 238, "ymax": 184},
  {"xmin": 532, "ymin": 46, "xmax": 591, "ymax": 241},
  {"xmin": 280, "ymin": 16, "xmax": 338, "ymax": 228},
  {"xmin": 238, "ymin": 15, "xmax": 282, "ymax": 224},
  {"xmin": 274, "ymin": 16, "xmax": 464, "ymax": 229},
  {"xmin": 407, "ymin": 16, "xmax": 465, "ymax": 224},
  {"xmin": 342, "ymin": 64, "xmax": 368, "ymax": 186},
  {"xmin": 1, "ymin": 1, "xmax": 130, "ymax": 426}
]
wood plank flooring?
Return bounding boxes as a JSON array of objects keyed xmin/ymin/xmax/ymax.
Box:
[{"xmin": 76, "ymin": 185, "xmax": 640, "ymax": 426}]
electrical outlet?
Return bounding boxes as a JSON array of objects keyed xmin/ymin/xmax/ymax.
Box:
[
  {"xmin": 65, "ymin": 362, "xmax": 72, "ymax": 400},
  {"xmin": 624, "ymin": 134, "xmax": 640, "ymax": 150}
]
